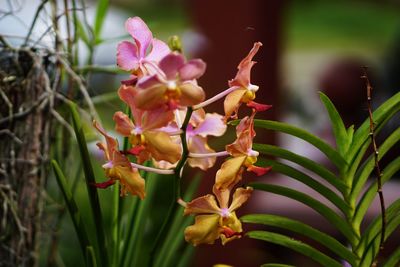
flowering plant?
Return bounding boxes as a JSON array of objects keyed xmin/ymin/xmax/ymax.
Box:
[{"xmin": 51, "ymin": 16, "xmax": 400, "ymax": 267}]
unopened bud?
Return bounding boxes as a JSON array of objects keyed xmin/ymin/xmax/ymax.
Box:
[{"xmin": 168, "ymin": 35, "xmax": 183, "ymax": 53}]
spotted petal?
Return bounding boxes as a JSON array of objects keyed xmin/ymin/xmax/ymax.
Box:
[{"xmin": 115, "ymin": 166, "xmax": 146, "ymax": 199}]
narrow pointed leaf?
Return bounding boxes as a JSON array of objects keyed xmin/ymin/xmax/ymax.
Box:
[
  {"xmin": 254, "ymin": 144, "xmax": 347, "ymax": 194},
  {"xmin": 251, "ymin": 119, "xmax": 347, "ymax": 168},
  {"xmin": 69, "ymin": 102, "xmax": 108, "ymax": 267},
  {"xmin": 242, "ymin": 214, "xmax": 357, "ymax": 265},
  {"xmin": 258, "ymin": 158, "xmax": 350, "ymax": 215},
  {"xmin": 319, "ymin": 92, "xmax": 349, "ymax": 156},
  {"xmin": 250, "ymin": 183, "xmax": 358, "ymax": 245},
  {"xmin": 247, "ymin": 231, "xmax": 343, "ymax": 267},
  {"xmin": 86, "ymin": 246, "xmax": 97, "ymax": 267},
  {"xmin": 176, "ymin": 245, "xmax": 195, "ymax": 267},
  {"xmin": 94, "ymin": 0, "xmax": 109, "ymax": 39},
  {"xmin": 383, "ymin": 245, "xmax": 400, "ymax": 267},
  {"xmin": 52, "ymin": 160, "xmax": 92, "ymax": 263}
]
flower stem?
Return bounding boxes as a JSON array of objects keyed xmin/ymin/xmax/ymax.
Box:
[
  {"xmin": 189, "ymin": 151, "xmax": 229, "ymax": 158},
  {"xmin": 193, "ymin": 86, "xmax": 238, "ymax": 110},
  {"xmin": 130, "ymin": 162, "xmax": 174, "ymax": 175}
]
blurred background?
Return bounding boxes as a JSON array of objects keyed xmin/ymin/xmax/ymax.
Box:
[{"xmin": 2, "ymin": 0, "xmax": 400, "ymax": 266}]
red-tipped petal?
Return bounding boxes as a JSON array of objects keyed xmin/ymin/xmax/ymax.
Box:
[
  {"xmin": 125, "ymin": 145, "xmax": 146, "ymax": 156},
  {"xmin": 246, "ymin": 101, "xmax": 272, "ymax": 112},
  {"xmin": 221, "ymin": 226, "xmax": 242, "ymax": 238},
  {"xmin": 247, "ymin": 165, "xmax": 272, "ymax": 176},
  {"xmin": 92, "ymin": 179, "xmax": 115, "ymax": 189}
]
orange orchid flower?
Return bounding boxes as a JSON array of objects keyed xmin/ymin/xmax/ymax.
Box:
[
  {"xmin": 114, "ymin": 85, "xmax": 181, "ymax": 164},
  {"xmin": 93, "ymin": 121, "xmax": 145, "ymax": 199},
  {"xmin": 180, "ymin": 185, "xmax": 253, "ymax": 246}
]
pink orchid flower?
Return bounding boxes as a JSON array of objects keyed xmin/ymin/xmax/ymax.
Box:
[
  {"xmin": 215, "ymin": 111, "xmax": 271, "ymax": 191},
  {"xmin": 133, "ymin": 52, "xmax": 206, "ymax": 110},
  {"xmin": 186, "ymin": 109, "xmax": 227, "ymax": 170},
  {"xmin": 117, "ymin": 17, "xmax": 170, "ymax": 77},
  {"xmin": 114, "ymin": 85, "xmax": 182, "ymax": 164},
  {"xmin": 93, "ymin": 121, "xmax": 145, "ymax": 199},
  {"xmin": 224, "ymin": 42, "xmax": 272, "ymax": 120},
  {"xmin": 180, "ymin": 185, "xmax": 253, "ymax": 246}
]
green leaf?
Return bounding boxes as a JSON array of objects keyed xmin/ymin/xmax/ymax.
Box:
[
  {"xmin": 347, "ymin": 92, "xmax": 400, "ymax": 167},
  {"xmin": 351, "ymin": 127, "xmax": 400, "ymax": 202},
  {"xmin": 383, "ymin": 245, "xmax": 400, "ymax": 267},
  {"xmin": 69, "ymin": 102, "xmax": 108, "ymax": 267},
  {"xmin": 86, "ymin": 246, "xmax": 97, "ymax": 267},
  {"xmin": 356, "ymin": 198, "xmax": 400, "ymax": 255},
  {"xmin": 254, "ymin": 144, "xmax": 347, "ymax": 194},
  {"xmin": 122, "ymin": 172, "xmax": 160, "ymax": 267},
  {"xmin": 52, "ymin": 160, "xmax": 92, "ymax": 263},
  {"xmin": 111, "ymin": 181, "xmax": 120, "ymax": 267},
  {"xmin": 252, "ymin": 119, "xmax": 347, "ymax": 169},
  {"xmin": 359, "ymin": 214, "xmax": 400, "ymax": 267},
  {"xmin": 94, "ymin": 0, "xmax": 109, "ymax": 40},
  {"xmin": 247, "ymin": 231, "xmax": 343, "ymax": 267},
  {"xmin": 250, "ymin": 183, "xmax": 358, "ymax": 245},
  {"xmin": 76, "ymin": 18, "xmax": 91, "ymax": 47},
  {"xmin": 242, "ymin": 214, "xmax": 357, "ymax": 265},
  {"xmin": 155, "ymin": 175, "xmax": 201, "ymax": 267},
  {"xmin": 353, "ymin": 156, "xmax": 400, "ymax": 228},
  {"xmin": 258, "ymin": 158, "xmax": 349, "ymax": 215},
  {"xmin": 176, "ymin": 245, "xmax": 195, "ymax": 267},
  {"xmin": 319, "ymin": 92, "xmax": 349, "ymax": 156}
]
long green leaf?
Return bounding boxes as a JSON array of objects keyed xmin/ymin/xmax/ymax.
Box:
[
  {"xmin": 86, "ymin": 246, "xmax": 97, "ymax": 267},
  {"xmin": 347, "ymin": 92, "xmax": 400, "ymax": 166},
  {"xmin": 359, "ymin": 214, "xmax": 400, "ymax": 267},
  {"xmin": 356, "ymin": 198, "xmax": 400, "ymax": 254},
  {"xmin": 319, "ymin": 92, "xmax": 349, "ymax": 156},
  {"xmin": 242, "ymin": 214, "xmax": 357, "ymax": 265},
  {"xmin": 69, "ymin": 102, "xmax": 108, "ymax": 267},
  {"xmin": 351, "ymin": 127, "xmax": 400, "ymax": 201},
  {"xmin": 93, "ymin": 0, "xmax": 109, "ymax": 40},
  {"xmin": 383, "ymin": 245, "xmax": 400, "ymax": 267},
  {"xmin": 247, "ymin": 231, "xmax": 343, "ymax": 267},
  {"xmin": 254, "ymin": 144, "xmax": 347, "ymax": 194},
  {"xmin": 176, "ymin": 245, "xmax": 195, "ymax": 267},
  {"xmin": 250, "ymin": 183, "xmax": 358, "ymax": 245},
  {"xmin": 52, "ymin": 160, "xmax": 92, "ymax": 264},
  {"xmin": 111, "ymin": 181, "xmax": 119, "ymax": 267},
  {"xmin": 258, "ymin": 158, "xmax": 349, "ymax": 215},
  {"xmin": 76, "ymin": 18, "xmax": 91, "ymax": 47},
  {"xmin": 155, "ymin": 175, "xmax": 201, "ymax": 267},
  {"xmin": 252, "ymin": 119, "xmax": 347, "ymax": 168},
  {"xmin": 353, "ymin": 156, "xmax": 400, "ymax": 227}
]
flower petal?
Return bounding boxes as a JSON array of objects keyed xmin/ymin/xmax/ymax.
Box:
[
  {"xmin": 179, "ymin": 59, "xmax": 206, "ymax": 81},
  {"xmin": 224, "ymin": 89, "xmax": 246, "ymax": 120},
  {"xmin": 228, "ymin": 42, "xmax": 262, "ymax": 88},
  {"xmin": 184, "ymin": 194, "xmax": 220, "ymax": 215},
  {"xmin": 220, "ymin": 211, "xmax": 243, "ymax": 245},
  {"xmin": 146, "ymin": 38, "xmax": 170, "ymax": 62},
  {"xmin": 115, "ymin": 166, "xmax": 146, "ymax": 199},
  {"xmin": 118, "ymin": 85, "xmax": 144, "ymax": 123},
  {"xmin": 187, "ymin": 136, "xmax": 216, "ymax": 171},
  {"xmin": 247, "ymin": 165, "xmax": 271, "ymax": 176},
  {"xmin": 193, "ymin": 112, "xmax": 227, "ymax": 137},
  {"xmin": 184, "ymin": 214, "xmax": 221, "ymax": 246},
  {"xmin": 125, "ymin": 17, "xmax": 153, "ymax": 58},
  {"xmin": 229, "ymin": 187, "xmax": 253, "ymax": 212},
  {"xmin": 113, "ymin": 111, "xmax": 135, "ymax": 136},
  {"xmin": 159, "ymin": 52, "xmax": 185, "ymax": 80},
  {"xmin": 117, "ymin": 41, "xmax": 139, "ymax": 71},
  {"xmin": 144, "ymin": 131, "xmax": 181, "ymax": 163},
  {"xmin": 142, "ymin": 108, "xmax": 175, "ymax": 130},
  {"xmin": 179, "ymin": 81, "xmax": 206, "ymax": 107},
  {"xmin": 215, "ymin": 155, "xmax": 247, "ymax": 191},
  {"xmin": 93, "ymin": 120, "xmax": 118, "ymax": 160},
  {"xmin": 134, "ymin": 83, "xmax": 167, "ymax": 110}
]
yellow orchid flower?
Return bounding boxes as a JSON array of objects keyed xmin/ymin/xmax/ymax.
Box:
[
  {"xmin": 93, "ymin": 121, "xmax": 145, "ymax": 199},
  {"xmin": 180, "ymin": 185, "xmax": 253, "ymax": 246}
]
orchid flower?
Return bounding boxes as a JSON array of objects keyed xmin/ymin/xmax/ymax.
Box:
[
  {"xmin": 224, "ymin": 42, "xmax": 272, "ymax": 120},
  {"xmin": 215, "ymin": 111, "xmax": 271, "ymax": 191},
  {"xmin": 133, "ymin": 52, "xmax": 206, "ymax": 110},
  {"xmin": 117, "ymin": 17, "xmax": 170, "ymax": 77},
  {"xmin": 115, "ymin": 85, "xmax": 182, "ymax": 164},
  {"xmin": 186, "ymin": 109, "xmax": 227, "ymax": 170},
  {"xmin": 180, "ymin": 185, "xmax": 253, "ymax": 246},
  {"xmin": 93, "ymin": 121, "xmax": 145, "ymax": 199}
]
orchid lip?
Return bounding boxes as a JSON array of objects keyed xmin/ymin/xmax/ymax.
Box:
[
  {"xmin": 102, "ymin": 161, "xmax": 114, "ymax": 169},
  {"xmin": 247, "ymin": 149, "xmax": 259, "ymax": 157},
  {"xmin": 248, "ymin": 84, "xmax": 259, "ymax": 92},
  {"xmin": 220, "ymin": 208, "xmax": 230, "ymax": 218}
]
